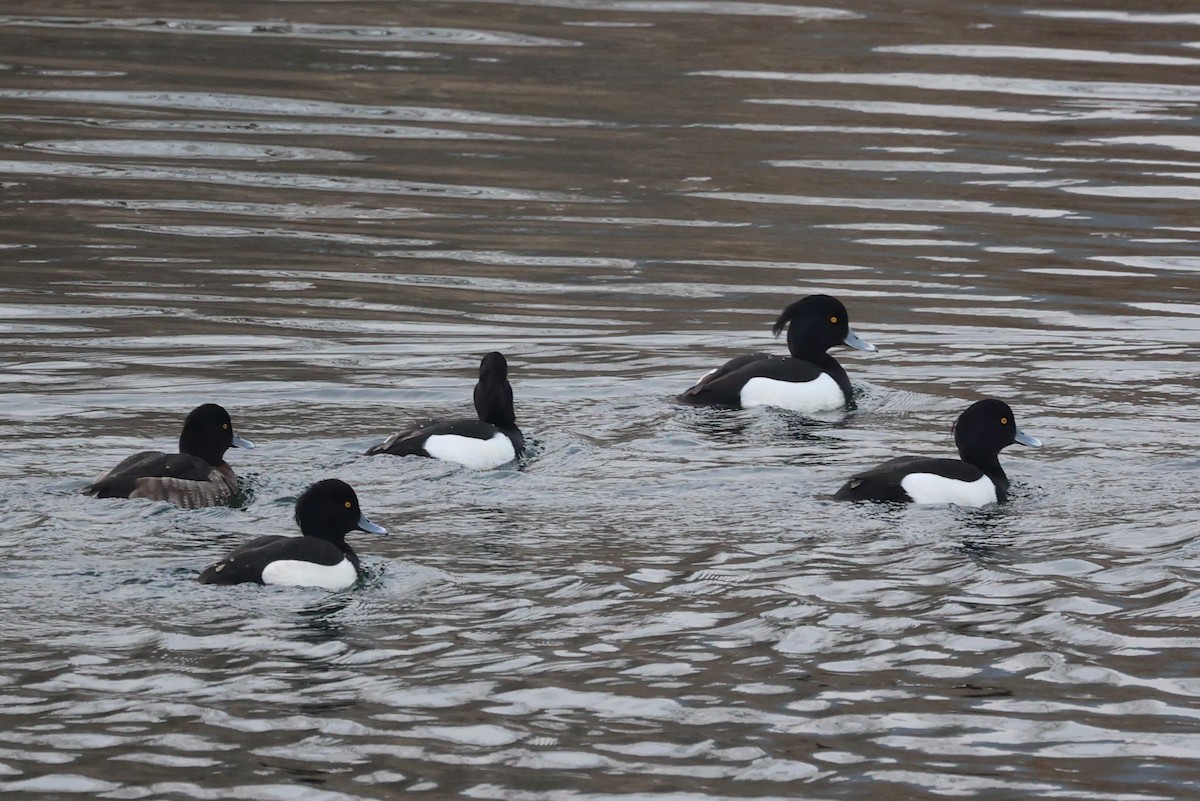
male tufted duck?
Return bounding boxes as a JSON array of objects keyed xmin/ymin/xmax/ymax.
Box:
[
  {"xmin": 198, "ymin": 479, "xmax": 387, "ymax": 589},
  {"xmin": 679, "ymin": 295, "xmax": 876, "ymax": 413},
  {"xmin": 833, "ymin": 399, "xmax": 1041, "ymax": 506},
  {"xmin": 366, "ymin": 351, "xmax": 523, "ymax": 470}
]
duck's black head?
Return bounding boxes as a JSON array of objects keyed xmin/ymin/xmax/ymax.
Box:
[
  {"xmin": 953, "ymin": 399, "xmax": 1042, "ymax": 466},
  {"xmin": 179, "ymin": 403, "xmax": 254, "ymax": 466},
  {"xmin": 473, "ymin": 351, "xmax": 516, "ymax": 429},
  {"xmin": 771, "ymin": 294, "xmax": 876, "ymax": 360},
  {"xmin": 294, "ymin": 479, "xmax": 387, "ymax": 542}
]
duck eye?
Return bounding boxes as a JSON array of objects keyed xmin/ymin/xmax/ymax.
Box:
[
  {"xmin": 1001, "ymin": 417, "xmax": 1008, "ymax": 424},
  {"xmin": 344, "ymin": 501, "xmax": 352, "ymax": 509},
  {"xmin": 222, "ymin": 423, "xmax": 229, "ymax": 430},
  {"xmin": 830, "ymin": 316, "xmax": 839, "ymax": 324}
]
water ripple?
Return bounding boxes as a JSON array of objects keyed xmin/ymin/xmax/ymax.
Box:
[
  {"xmin": 0, "ymin": 15, "xmax": 581, "ymax": 48},
  {"xmin": 689, "ymin": 190, "xmax": 1074, "ymax": 218},
  {"xmin": 878, "ymin": 44, "xmax": 1200, "ymax": 67},
  {"xmin": 0, "ymin": 160, "xmax": 598, "ymax": 203},
  {"xmin": 458, "ymin": 0, "xmax": 859, "ymax": 18},
  {"xmin": 0, "ymin": 90, "xmax": 602, "ymax": 128},
  {"xmin": 697, "ymin": 70, "xmax": 1200, "ymax": 104},
  {"xmin": 23, "ymin": 139, "xmax": 362, "ymax": 161}
]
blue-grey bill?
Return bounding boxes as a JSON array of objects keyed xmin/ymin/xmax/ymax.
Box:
[
  {"xmin": 1014, "ymin": 429, "xmax": 1042, "ymax": 447},
  {"xmin": 231, "ymin": 432, "xmax": 255, "ymax": 449},
  {"xmin": 358, "ymin": 513, "xmax": 388, "ymax": 535},
  {"xmin": 843, "ymin": 327, "xmax": 877, "ymax": 352}
]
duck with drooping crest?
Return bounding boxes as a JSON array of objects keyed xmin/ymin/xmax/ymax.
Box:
[{"xmin": 679, "ymin": 295, "xmax": 876, "ymax": 414}]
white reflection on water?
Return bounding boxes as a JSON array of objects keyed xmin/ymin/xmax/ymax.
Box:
[
  {"xmin": 698, "ymin": 69, "xmax": 1200, "ymax": 103},
  {"xmin": 769, "ymin": 159, "xmax": 1049, "ymax": 174},
  {"xmin": 691, "ymin": 191, "xmax": 1074, "ymax": 219},
  {"xmin": 0, "ymin": 89, "xmax": 602, "ymax": 127},
  {"xmin": 877, "ymin": 44, "xmax": 1200, "ymax": 67},
  {"xmin": 0, "ymin": 15, "xmax": 583, "ymax": 48},
  {"xmin": 0, "ymin": 160, "xmax": 598, "ymax": 203},
  {"xmin": 22, "ymin": 140, "xmax": 364, "ymax": 161}
]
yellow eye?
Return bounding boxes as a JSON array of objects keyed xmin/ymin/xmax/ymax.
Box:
[
  {"xmin": 344, "ymin": 501, "xmax": 352, "ymax": 509},
  {"xmin": 1001, "ymin": 417, "xmax": 1008, "ymax": 424},
  {"xmin": 830, "ymin": 316, "xmax": 839, "ymax": 324},
  {"xmin": 222, "ymin": 423, "xmax": 229, "ymax": 429}
]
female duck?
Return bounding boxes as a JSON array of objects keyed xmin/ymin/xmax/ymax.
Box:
[
  {"xmin": 833, "ymin": 398, "xmax": 1041, "ymax": 506},
  {"xmin": 85, "ymin": 403, "xmax": 254, "ymax": 509},
  {"xmin": 367, "ymin": 351, "xmax": 522, "ymax": 470},
  {"xmin": 198, "ymin": 479, "xmax": 387, "ymax": 590},
  {"xmin": 678, "ymin": 295, "xmax": 876, "ymax": 413}
]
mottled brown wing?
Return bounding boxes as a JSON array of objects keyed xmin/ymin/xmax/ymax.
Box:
[{"xmin": 128, "ymin": 466, "xmax": 238, "ymax": 509}]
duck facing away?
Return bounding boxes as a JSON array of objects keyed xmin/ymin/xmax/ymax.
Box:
[
  {"xmin": 198, "ymin": 479, "xmax": 387, "ymax": 590},
  {"xmin": 85, "ymin": 403, "xmax": 254, "ymax": 509},
  {"xmin": 366, "ymin": 351, "xmax": 523, "ymax": 470},
  {"xmin": 833, "ymin": 399, "xmax": 1042, "ymax": 507},
  {"xmin": 678, "ymin": 295, "xmax": 876, "ymax": 414}
]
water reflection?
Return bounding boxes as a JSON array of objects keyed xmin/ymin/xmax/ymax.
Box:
[
  {"xmin": 0, "ymin": 160, "xmax": 599, "ymax": 202},
  {"xmin": 0, "ymin": 15, "xmax": 583, "ymax": 48}
]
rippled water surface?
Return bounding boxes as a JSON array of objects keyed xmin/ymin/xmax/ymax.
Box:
[{"xmin": 2, "ymin": 1, "xmax": 1199, "ymax": 798}]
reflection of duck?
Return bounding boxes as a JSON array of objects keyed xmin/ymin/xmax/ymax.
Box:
[
  {"xmin": 833, "ymin": 399, "xmax": 1042, "ymax": 506},
  {"xmin": 678, "ymin": 295, "xmax": 876, "ymax": 413},
  {"xmin": 198, "ymin": 479, "xmax": 387, "ymax": 590},
  {"xmin": 367, "ymin": 351, "xmax": 523, "ymax": 470},
  {"xmin": 85, "ymin": 403, "xmax": 254, "ymax": 509}
]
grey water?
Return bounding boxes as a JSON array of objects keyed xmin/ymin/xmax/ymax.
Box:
[{"xmin": 1, "ymin": 1, "xmax": 1199, "ymax": 798}]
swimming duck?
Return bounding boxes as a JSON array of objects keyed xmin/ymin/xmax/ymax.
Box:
[
  {"xmin": 85, "ymin": 403, "xmax": 254, "ymax": 509},
  {"xmin": 678, "ymin": 294, "xmax": 876, "ymax": 413},
  {"xmin": 833, "ymin": 398, "xmax": 1042, "ymax": 506},
  {"xmin": 366, "ymin": 351, "xmax": 523, "ymax": 470},
  {"xmin": 198, "ymin": 479, "xmax": 387, "ymax": 589}
]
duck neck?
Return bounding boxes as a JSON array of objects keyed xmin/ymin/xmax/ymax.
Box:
[
  {"xmin": 340, "ymin": 542, "xmax": 362, "ymax": 573},
  {"xmin": 475, "ymin": 379, "xmax": 517, "ymax": 430},
  {"xmin": 958, "ymin": 447, "xmax": 1009, "ymax": 501}
]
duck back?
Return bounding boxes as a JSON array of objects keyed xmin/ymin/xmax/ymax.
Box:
[{"xmin": 87, "ymin": 451, "xmax": 237, "ymax": 508}]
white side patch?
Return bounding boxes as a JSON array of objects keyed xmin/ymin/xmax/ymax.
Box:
[
  {"xmin": 900, "ymin": 473, "xmax": 997, "ymax": 507},
  {"xmin": 740, "ymin": 373, "xmax": 844, "ymax": 413},
  {"xmin": 424, "ymin": 432, "xmax": 516, "ymax": 470},
  {"xmin": 261, "ymin": 558, "xmax": 358, "ymax": 591}
]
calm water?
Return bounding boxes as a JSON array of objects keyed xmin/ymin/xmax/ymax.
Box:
[{"xmin": 2, "ymin": 1, "xmax": 1199, "ymax": 798}]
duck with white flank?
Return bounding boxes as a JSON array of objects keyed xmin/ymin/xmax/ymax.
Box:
[
  {"xmin": 833, "ymin": 399, "xmax": 1042, "ymax": 507},
  {"xmin": 198, "ymin": 479, "xmax": 387, "ymax": 590},
  {"xmin": 367, "ymin": 351, "xmax": 522, "ymax": 470},
  {"xmin": 679, "ymin": 295, "xmax": 876, "ymax": 413}
]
